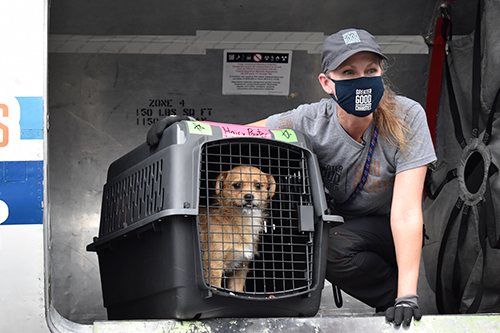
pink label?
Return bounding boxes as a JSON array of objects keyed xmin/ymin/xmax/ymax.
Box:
[{"xmin": 202, "ymin": 121, "xmax": 273, "ymax": 139}]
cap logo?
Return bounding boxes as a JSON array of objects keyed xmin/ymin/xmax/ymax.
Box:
[{"xmin": 342, "ymin": 31, "xmax": 361, "ymax": 45}]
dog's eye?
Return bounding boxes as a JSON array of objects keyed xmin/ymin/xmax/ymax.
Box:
[
  {"xmin": 254, "ymin": 183, "xmax": 263, "ymax": 190},
  {"xmin": 232, "ymin": 183, "xmax": 242, "ymax": 190}
]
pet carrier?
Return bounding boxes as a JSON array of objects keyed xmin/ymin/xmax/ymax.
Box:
[{"xmin": 87, "ymin": 120, "xmax": 343, "ymax": 320}]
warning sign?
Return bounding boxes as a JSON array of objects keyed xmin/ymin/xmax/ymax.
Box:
[{"xmin": 222, "ymin": 50, "xmax": 292, "ymax": 96}]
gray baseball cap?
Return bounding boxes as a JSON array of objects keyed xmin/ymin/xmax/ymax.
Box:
[{"xmin": 321, "ymin": 29, "xmax": 388, "ymax": 72}]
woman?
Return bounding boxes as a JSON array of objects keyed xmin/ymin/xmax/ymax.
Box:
[
  {"xmin": 249, "ymin": 28, "xmax": 436, "ymax": 326},
  {"xmin": 146, "ymin": 28, "xmax": 436, "ymax": 326}
]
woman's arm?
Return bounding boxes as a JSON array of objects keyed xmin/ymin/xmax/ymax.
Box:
[
  {"xmin": 247, "ymin": 119, "xmax": 268, "ymax": 127},
  {"xmin": 390, "ymin": 165, "xmax": 427, "ymax": 298}
]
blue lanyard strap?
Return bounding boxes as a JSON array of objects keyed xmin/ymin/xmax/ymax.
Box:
[{"xmin": 328, "ymin": 125, "xmax": 379, "ymax": 208}]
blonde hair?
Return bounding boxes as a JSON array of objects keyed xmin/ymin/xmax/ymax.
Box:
[{"xmin": 373, "ymin": 79, "xmax": 411, "ymax": 156}]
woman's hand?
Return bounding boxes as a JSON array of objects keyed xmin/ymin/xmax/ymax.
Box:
[{"xmin": 388, "ymin": 165, "xmax": 427, "ymax": 325}]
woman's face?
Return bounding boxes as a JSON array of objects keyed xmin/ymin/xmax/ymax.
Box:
[{"xmin": 330, "ymin": 51, "xmax": 383, "ymax": 81}]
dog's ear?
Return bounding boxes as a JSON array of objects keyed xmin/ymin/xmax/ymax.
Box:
[
  {"xmin": 214, "ymin": 171, "xmax": 228, "ymax": 196},
  {"xmin": 267, "ymin": 174, "xmax": 276, "ymax": 198}
]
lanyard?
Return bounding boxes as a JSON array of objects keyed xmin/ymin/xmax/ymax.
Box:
[{"xmin": 328, "ymin": 125, "xmax": 379, "ymax": 208}]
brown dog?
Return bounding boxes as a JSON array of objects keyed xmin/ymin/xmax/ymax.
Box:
[{"xmin": 199, "ymin": 165, "xmax": 276, "ymax": 292}]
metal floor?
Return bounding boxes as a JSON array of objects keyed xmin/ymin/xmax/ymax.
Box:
[{"xmin": 88, "ymin": 315, "xmax": 500, "ymax": 333}]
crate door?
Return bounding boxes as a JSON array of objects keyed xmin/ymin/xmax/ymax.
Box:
[{"xmin": 198, "ymin": 140, "xmax": 316, "ymax": 298}]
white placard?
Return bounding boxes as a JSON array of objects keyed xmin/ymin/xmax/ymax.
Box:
[{"xmin": 222, "ymin": 50, "xmax": 292, "ymax": 96}]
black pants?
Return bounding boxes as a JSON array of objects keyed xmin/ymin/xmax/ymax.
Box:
[{"xmin": 326, "ymin": 215, "xmax": 397, "ymax": 312}]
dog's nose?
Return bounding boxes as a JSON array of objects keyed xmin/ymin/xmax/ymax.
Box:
[{"xmin": 244, "ymin": 194, "xmax": 254, "ymax": 202}]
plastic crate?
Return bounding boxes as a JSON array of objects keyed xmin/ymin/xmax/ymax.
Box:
[{"xmin": 87, "ymin": 120, "xmax": 343, "ymax": 320}]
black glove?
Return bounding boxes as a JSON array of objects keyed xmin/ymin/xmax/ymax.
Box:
[
  {"xmin": 385, "ymin": 294, "xmax": 422, "ymax": 326},
  {"xmin": 146, "ymin": 115, "xmax": 194, "ymax": 146}
]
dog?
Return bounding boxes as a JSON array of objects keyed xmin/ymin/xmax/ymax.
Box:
[{"xmin": 199, "ymin": 165, "xmax": 276, "ymax": 292}]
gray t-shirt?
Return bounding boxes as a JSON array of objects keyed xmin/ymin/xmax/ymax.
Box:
[{"xmin": 266, "ymin": 96, "xmax": 437, "ymax": 218}]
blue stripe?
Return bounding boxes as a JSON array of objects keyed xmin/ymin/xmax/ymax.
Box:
[
  {"xmin": 0, "ymin": 160, "xmax": 43, "ymax": 225},
  {"xmin": 17, "ymin": 97, "xmax": 44, "ymax": 140}
]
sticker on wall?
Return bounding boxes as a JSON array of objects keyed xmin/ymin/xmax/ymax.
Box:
[{"xmin": 222, "ymin": 50, "xmax": 292, "ymax": 96}]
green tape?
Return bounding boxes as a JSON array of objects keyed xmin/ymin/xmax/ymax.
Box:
[
  {"xmin": 187, "ymin": 121, "xmax": 213, "ymax": 136},
  {"xmin": 270, "ymin": 129, "xmax": 298, "ymax": 142}
]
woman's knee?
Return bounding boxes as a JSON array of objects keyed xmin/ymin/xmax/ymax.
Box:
[
  {"xmin": 327, "ymin": 227, "xmax": 363, "ymax": 278},
  {"xmin": 328, "ymin": 222, "xmax": 364, "ymax": 257}
]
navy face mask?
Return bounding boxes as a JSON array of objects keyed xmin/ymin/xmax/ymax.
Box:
[{"xmin": 329, "ymin": 76, "xmax": 385, "ymax": 117}]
